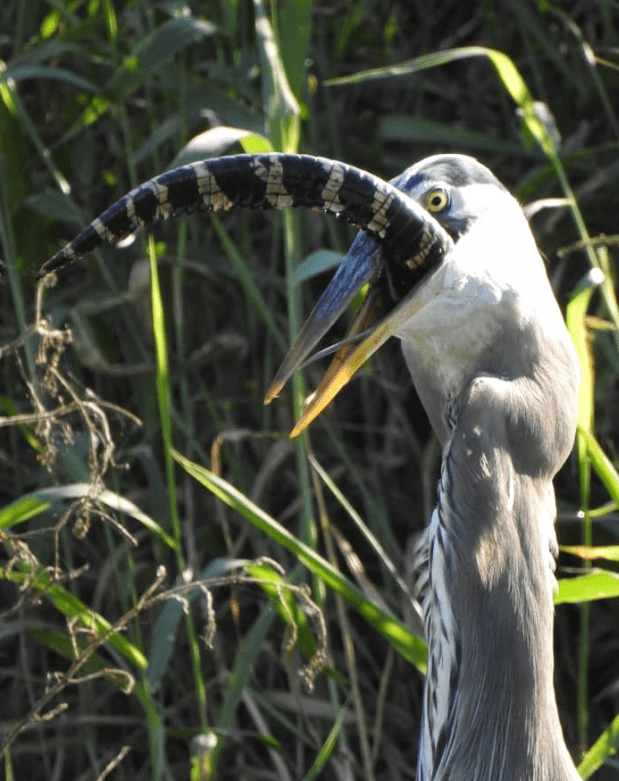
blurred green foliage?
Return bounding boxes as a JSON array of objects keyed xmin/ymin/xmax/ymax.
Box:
[{"xmin": 1, "ymin": 1, "xmax": 618, "ymax": 779}]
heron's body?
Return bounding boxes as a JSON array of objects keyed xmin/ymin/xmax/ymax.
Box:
[
  {"xmin": 40, "ymin": 151, "xmax": 582, "ymax": 781},
  {"xmin": 392, "ymin": 159, "xmax": 580, "ymax": 781}
]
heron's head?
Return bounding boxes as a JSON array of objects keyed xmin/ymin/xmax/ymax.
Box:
[
  {"xmin": 265, "ymin": 154, "xmax": 549, "ymax": 435},
  {"xmin": 391, "ymin": 154, "xmax": 510, "ymax": 238}
]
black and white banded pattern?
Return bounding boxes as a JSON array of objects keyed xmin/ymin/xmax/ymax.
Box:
[{"xmin": 38, "ymin": 153, "xmax": 452, "ymax": 280}]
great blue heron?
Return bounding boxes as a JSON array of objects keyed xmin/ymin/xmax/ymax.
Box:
[
  {"xmin": 39, "ymin": 152, "xmax": 581, "ymax": 780},
  {"xmin": 268, "ymin": 154, "xmax": 582, "ymax": 781}
]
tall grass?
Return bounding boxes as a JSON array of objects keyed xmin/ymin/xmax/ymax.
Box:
[{"xmin": 1, "ymin": 1, "xmax": 618, "ymax": 779}]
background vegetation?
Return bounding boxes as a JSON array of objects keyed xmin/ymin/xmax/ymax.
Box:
[{"xmin": 1, "ymin": 0, "xmax": 619, "ymax": 779}]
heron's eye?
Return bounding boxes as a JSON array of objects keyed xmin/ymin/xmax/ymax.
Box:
[{"xmin": 425, "ymin": 188, "xmax": 449, "ymax": 214}]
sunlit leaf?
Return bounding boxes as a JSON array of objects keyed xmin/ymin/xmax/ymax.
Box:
[
  {"xmin": 578, "ymin": 712, "xmax": 619, "ymax": 778},
  {"xmin": 561, "ymin": 545, "xmax": 619, "ymax": 562},
  {"xmin": 0, "ymin": 484, "xmax": 176, "ymax": 549},
  {"xmin": 555, "ymin": 571, "xmax": 619, "ymax": 604},
  {"xmin": 579, "ymin": 428, "xmax": 619, "ymax": 506},
  {"xmin": 168, "ymin": 127, "xmax": 272, "ymax": 168}
]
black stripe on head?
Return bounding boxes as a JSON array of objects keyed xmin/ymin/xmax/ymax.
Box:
[{"xmin": 392, "ymin": 154, "xmax": 508, "ymax": 196}]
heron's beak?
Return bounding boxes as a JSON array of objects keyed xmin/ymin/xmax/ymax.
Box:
[{"xmin": 264, "ymin": 231, "xmax": 440, "ymax": 437}]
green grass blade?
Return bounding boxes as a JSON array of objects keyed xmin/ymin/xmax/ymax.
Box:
[
  {"xmin": 211, "ymin": 215, "xmax": 287, "ymax": 351},
  {"xmin": 301, "ymin": 699, "xmax": 346, "ymax": 781},
  {"xmin": 148, "ymin": 236, "xmax": 209, "ymax": 735},
  {"xmin": 246, "ymin": 560, "xmax": 319, "ymax": 660},
  {"xmin": 578, "ymin": 427, "xmax": 619, "ymax": 506},
  {"xmin": 211, "ymin": 606, "xmax": 276, "ymax": 770},
  {"xmin": 274, "ymin": 0, "xmax": 313, "ymax": 100},
  {"xmin": 578, "ymin": 712, "xmax": 619, "ymax": 779},
  {"xmin": 253, "ymin": 0, "xmax": 300, "ymax": 152},
  {"xmin": 326, "ymin": 46, "xmax": 557, "ymax": 155},
  {"xmin": 1, "ymin": 64, "xmax": 99, "ymax": 92},
  {"xmin": 0, "ymin": 565, "xmax": 148, "ymax": 669}
]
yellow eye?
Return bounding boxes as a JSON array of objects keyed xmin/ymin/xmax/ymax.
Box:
[{"xmin": 425, "ymin": 188, "xmax": 449, "ymax": 213}]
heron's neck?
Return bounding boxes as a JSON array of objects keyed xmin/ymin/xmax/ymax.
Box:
[{"xmin": 416, "ymin": 365, "xmax": 580, "ymax": 781}]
